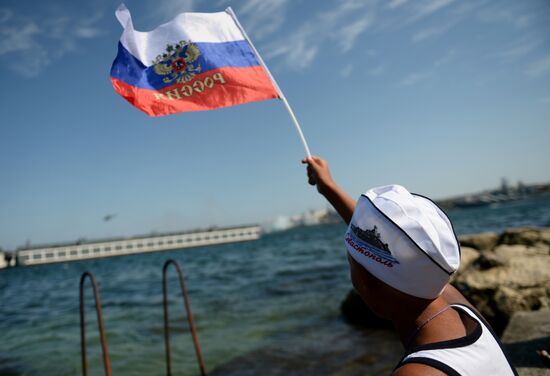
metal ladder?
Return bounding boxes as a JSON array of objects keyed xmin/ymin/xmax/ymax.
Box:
[{"xmin": 79, "ymin": 259, "xmax": 206, "ymax": 376}]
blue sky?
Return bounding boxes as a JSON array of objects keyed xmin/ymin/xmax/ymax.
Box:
[{"xmin": 1, "ymin": 0, "xmax": 549, "ymax": 249}]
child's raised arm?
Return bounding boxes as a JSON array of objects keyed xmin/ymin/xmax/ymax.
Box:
[{"xmin": 302, "ymin": 156, "xmax": 356, "ymax": 225}]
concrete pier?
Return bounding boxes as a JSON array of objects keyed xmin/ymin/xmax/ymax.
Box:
[{"xmin": 16, "ymin": 225, "xmax": 261, "ymax": 266}]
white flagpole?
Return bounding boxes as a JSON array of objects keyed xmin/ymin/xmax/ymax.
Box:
[{"xmin": 226, "ymin": 7, "xmax": 312, "ymax": 158}]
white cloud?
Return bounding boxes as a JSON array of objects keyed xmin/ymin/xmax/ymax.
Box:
[
  {"xmin": 266, "ymin": 25, "xmax": 319, "ymax": 69},
  {"xmin": 153, "ymin": 0, "xmax": 195, "ymax": 22},
  {"xmin": 449, "ymin": 1, "xmax": 488, "ymax": 16},
  {"xmin": 76, "ymin": 26, "xmax": 101, "ymax": 39},
  {"xmin": 493, "ymin": 38, "xmax": 540, "ymax": 60},
  {"xmin": 266, "ymin": 2, "xmax": 374, "ymax": 69},
  {"xmin": 10, "ymin": 47, "xmax": 51, "ymax": 78},
  {"xmin": 412, "ymin": 23, "xmax": 452, "ymax": 43},
  {"xmin": 434, "ymin": 49, "xmax": 457, "ymax": 67},
  {"xmin": 526, "ymin": 55, "xmax": 550, "ymax": 78},
  {"xmin": 400, "ymin": 71, "xmax": 432, "ymax": 86},
  {"xmin": 410, "ymin": 0, "xmax": 455, "ymax": 21},
  {"xmin": 236, "ymin": 0, "xmax": 289, "ymax": 41},
  {"xmin": 0, "ymin": 21, "xmax": 39, "ymax": 55},
  {"xmin": 0, "ymin": 8, "xmax": 13, "ymax": 23},
  {"xmin": 375, "ymin": 0, "xmax": 458, "ymax": 33},
  {"xmin": 0, "ymin": 8, "xmax": 103, "ymax": 78},
  {"xmin": 388, "ymin": 0, "xmax": 408, "ymax": 10},
  {"xmin": 212, "ymin": 0, "xmax": 290, "ymax": 41},
  {"xmin": 337, "ymin": 16, "xmax": 373, "ymax": 52},
  {"xmin": 477, "ymin": 5, "xmax": 533, "ymax": 29},
  {"xmin": 341, "ymin": 64, "xmax": 353, "ymax": 78},
  {"xmin": 378, "ymin": 0, "xmax": 480, "ymax": 35},
  {"xmin": 368, "ymin": 64, "xmax": 386, "ymax": 76}
]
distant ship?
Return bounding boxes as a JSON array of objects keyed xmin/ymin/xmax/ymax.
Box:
[{"xmin": 350, "ymin": 224, "xmax": 391, "ymax": 254}]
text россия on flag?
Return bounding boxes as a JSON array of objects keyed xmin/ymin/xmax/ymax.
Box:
[{"xmin": 110, "ymin": 4, "xmax": 280, "ymax": 116}]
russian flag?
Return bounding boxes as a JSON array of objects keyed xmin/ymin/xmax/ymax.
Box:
[{"xmin": 110, "ymin": 4, "xmax": 280, "ymax": 117}]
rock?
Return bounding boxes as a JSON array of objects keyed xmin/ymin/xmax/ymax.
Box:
[
  {"xmin": 451, "ymin": 246, "xmax": 479, "ymax": 282},
  {"xmin": 473, "ymin": 252, "xmax": 508, "ymax": 270},
  {"xmin": 498, "ymin": 227, "xmax": 550, "ymax": 248},
  {"xmin": 459, "ymin": 232, "xmax": 499, "ymax": 251},
  {"xmin": 454, "ymin": 228, "xmax": 550, "ymax": 336},
  {"xmin": 457, "ymin": 253, "xmax": 549, "ymax": 291},
  {"xmin": 340, "ymin": 289, "xmax": 393, "ymax": 328},
  {"xmin": 494, "ymin": 286, "xmax": 548, "ymax": 319},
  {"xmin": 459, "ymin": 246, "xmax": 479, "ymax": 271},
  {"xmin": 502, "ymin": 309, "xmax": 550, "ymax": 376},
  {"xmin": 494, "ymin": 244, "xmax": 549, "ymax": 258}
]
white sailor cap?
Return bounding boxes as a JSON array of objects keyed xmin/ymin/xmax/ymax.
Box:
[{"xmin": 344, "ymin": 184, "xmax": 460, "ymax": 299}]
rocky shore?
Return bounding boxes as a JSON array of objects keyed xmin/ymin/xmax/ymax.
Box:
[
  {"xmin": 502, "ymin": 308, "xmax": 550, "ymax": 376},
  {"xmin": 341, "ymin": 227, "xmax": 550, "ymax": 373},
  {"xmin": 453, "ymin": 227, "xmax": 550, "ymax": 336}
]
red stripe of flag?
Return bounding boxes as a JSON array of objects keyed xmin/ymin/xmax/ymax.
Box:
[{"xmin": 110, "ymin": 66, "xmax": 279, "ymax": 116}]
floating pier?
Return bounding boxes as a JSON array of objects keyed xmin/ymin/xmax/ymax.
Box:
[{"xmin": 16, "ymin": 225, "xmax": 261, "ymax": 266}]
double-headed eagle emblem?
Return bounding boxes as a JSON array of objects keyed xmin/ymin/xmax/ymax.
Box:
[{"xmin": 152, "ymin": 40, "xmax": 201, "ymax": 84}]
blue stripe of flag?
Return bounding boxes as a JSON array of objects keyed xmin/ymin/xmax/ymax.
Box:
[{"xmin": 110, "ymin": 40, "xmax": 260, "ymax": 90}]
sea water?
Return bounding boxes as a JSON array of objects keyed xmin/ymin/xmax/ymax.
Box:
[{"xmin": 1, "ymin": 196, "xmax": 549, "ymax": 376}]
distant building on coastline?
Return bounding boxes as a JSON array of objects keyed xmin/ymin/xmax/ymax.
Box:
[
  {"xmin": 0, "ymin": 251, "xmax": 6, "ymax": 269},
  {"xmin": 0, "ymin": 250, "xmax": 15, "ymax": 269},
  {"xmin": 14, "ymin": 225, "xmax": 261, "ymax": 267},
  {"xmin": 289, "ymin": 208, "xmax": 341, "ymax": 227},
  {"xmin": 268, "ymin": 208, "xmax": 341, "ymax": 232},
  {"xmin": 436, "ymin": 181, "xmax": 550, "ymax": 210}
]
